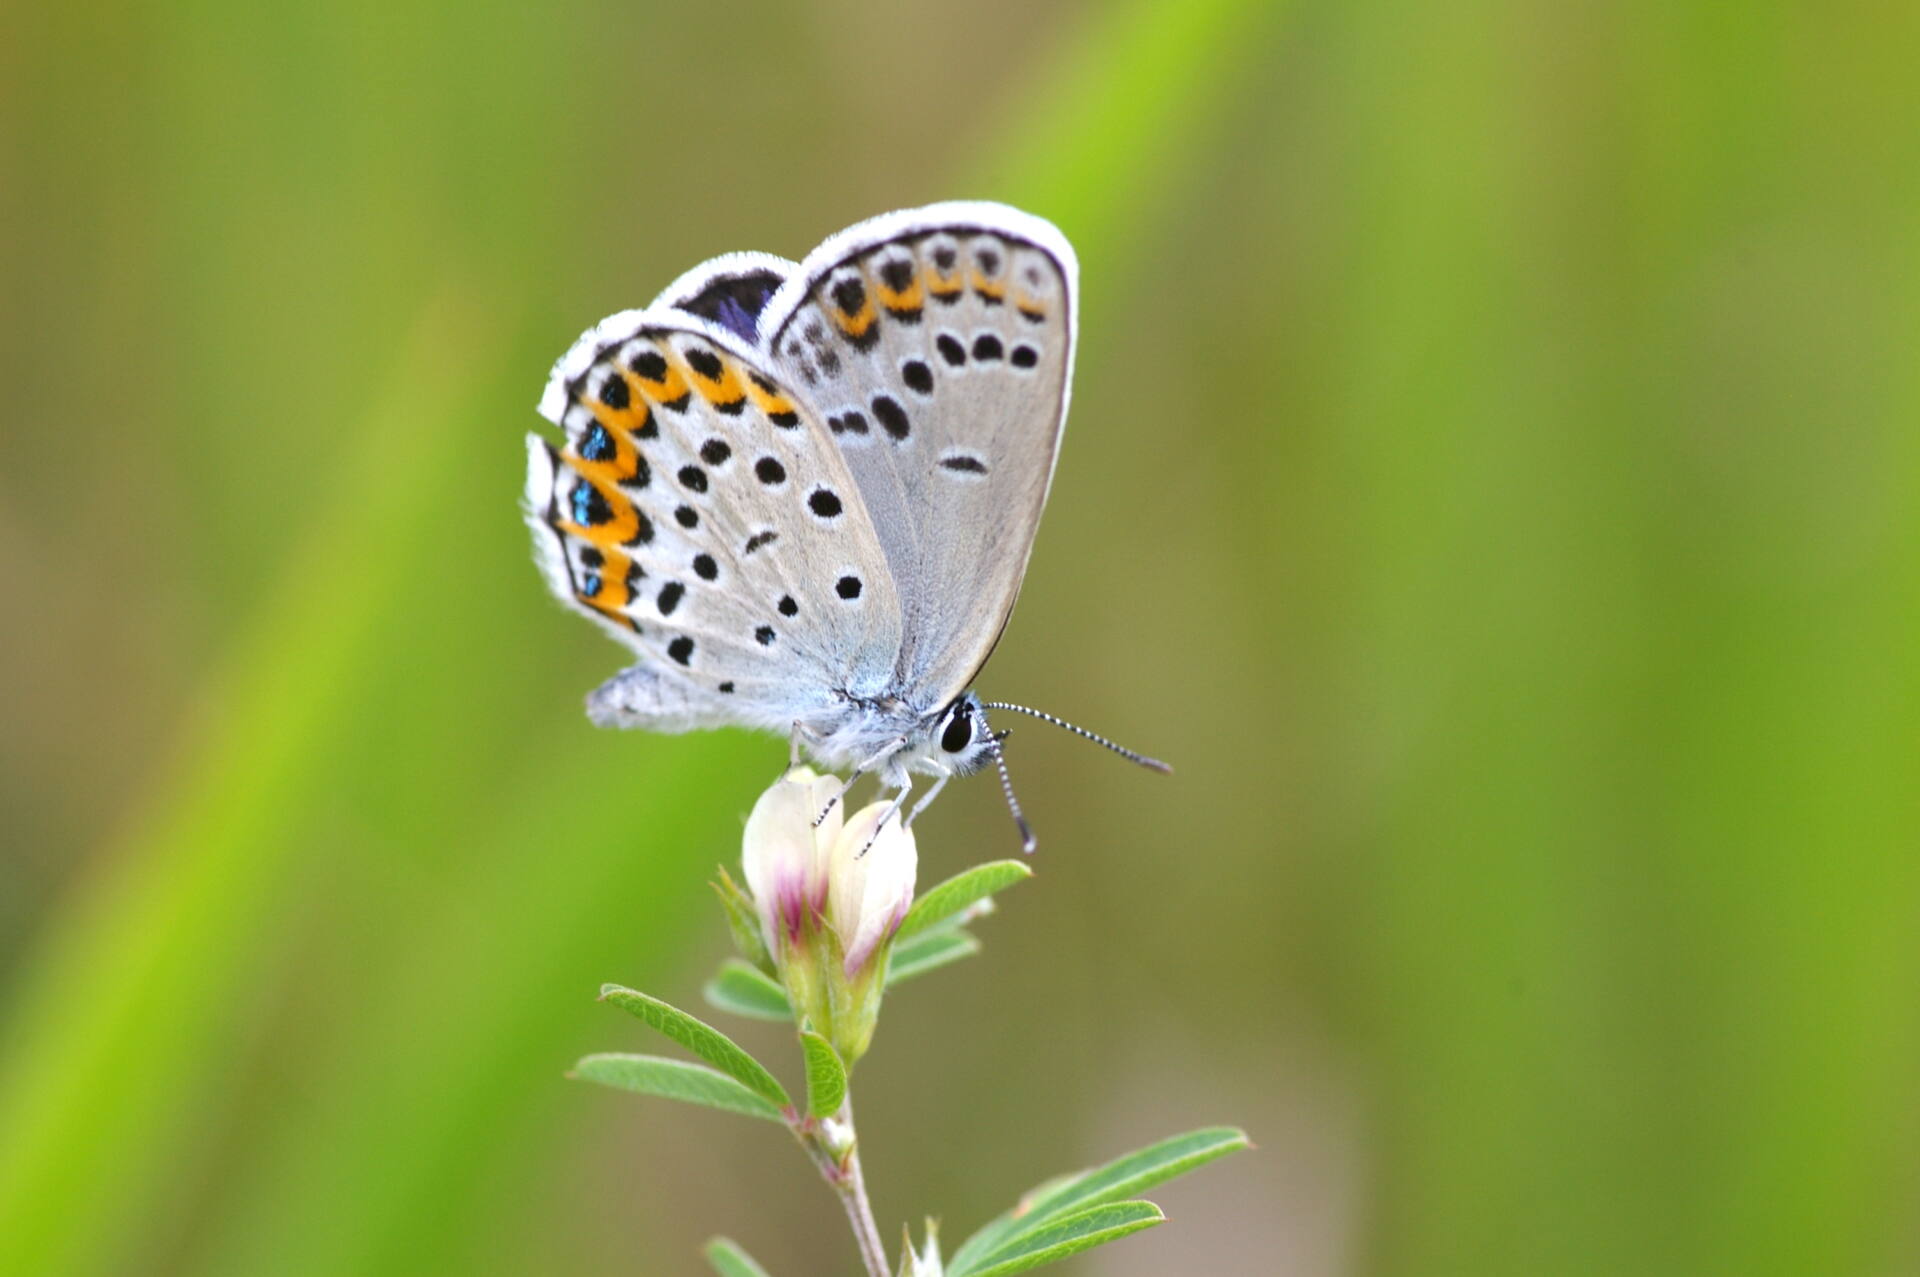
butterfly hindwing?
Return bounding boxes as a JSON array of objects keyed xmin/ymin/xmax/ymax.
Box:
[
  {"xmin": 527, "ymin": 312, "xmax": 903, "ymax": 730},
  {"xmin": 653, "ymin": 250, "xmax": 798, "ymax": 346},
  {"xmin": 756, "ymin": 202, "xmax": 1077, "ymax": 708}
]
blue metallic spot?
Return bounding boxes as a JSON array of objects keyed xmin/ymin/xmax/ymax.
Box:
[
  {"xmin": 712, "ymin": 297, "xmax": 759, "ymax": 342},
  {"xmin": 570, "ymin": 483, "xmax": 594, "ymax": 525},
  {"xmin": 580, "ymin": 422, "xmax": 616, "ymax": 462},
  {"xmin": 581, "ymin": 571, "xmax": 603, "ymax": 597}
]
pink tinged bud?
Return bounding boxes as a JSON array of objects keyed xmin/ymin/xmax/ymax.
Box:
[
  {"xmin": 741, "ymin": 768, "xmax": 841, "ymax": 954},
  {"xmin": 829, "ymin": 804, "xmax": 919, "ymax": 979}
]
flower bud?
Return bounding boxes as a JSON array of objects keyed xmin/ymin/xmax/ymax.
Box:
[
  {"xmin": 829, "ymin": 804, "xmax": 919, "ymax": 980},
  {"xmin": 819, "ymin": 1115, "xmax": 856, "ymax": 1163},
  {"xmin": 736, "ymin": 777, "xmax": 919, "ymax": 1068},
  {"xmin": 740, "ymin": 767, "xmax": 839, "ymax": 958},
  {"xmin": 820, "ymin": 803, "xmax": 917, "ymax": 1064}
]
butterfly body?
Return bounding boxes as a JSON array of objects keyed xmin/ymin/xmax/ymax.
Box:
[{"xmin": 527, "ymin": 203, "xmax": 1080, "ymax": 822}]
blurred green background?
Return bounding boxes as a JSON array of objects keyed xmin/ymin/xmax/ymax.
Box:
[{"xmin": 5, "ymin": 0, "xmax": 1918, "ymax": 1273}]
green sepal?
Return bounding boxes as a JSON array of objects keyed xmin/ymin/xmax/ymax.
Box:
[
  {"xmin": 571, "ymin": 1054, "xmax": 783, "ymax": 1123},
  {"xmin": 899, "ymin": 1218, "xmax": 943, "ymax": 1276},
  {"xmin": 712, "ymin": 867, "xmax": 775, "ymax": 976},
  {"xmin": 599, "ymin": 984, "xmax": 791, "ymax": 1111}
]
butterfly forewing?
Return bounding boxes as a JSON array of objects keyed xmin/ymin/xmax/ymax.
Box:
[
  {"xmin": 526, "ymin": 314, "xmax": 902, "ymax": 729},
  {"xmin": 757, "ymin": 203, "xmax": 1077, "ymax": 708}
]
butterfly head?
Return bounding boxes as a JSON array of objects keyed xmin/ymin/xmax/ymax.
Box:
[{"xmin": 929, "ymin": 692, "xmax": 999, "ymax": 777}]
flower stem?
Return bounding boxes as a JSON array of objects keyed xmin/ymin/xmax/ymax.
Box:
[
  {"xmin": 795, "ymin": 1092, "xmax": 889, "ymax": 1277},
  {"xmin": 835, "ymin": 1110, "xmax": 889, "ymax": 1277}
]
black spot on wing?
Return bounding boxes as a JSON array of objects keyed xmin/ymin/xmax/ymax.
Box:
[
  {"xmin": 831, "ymin": 276, "xmax": 867, "ymax": 316},
  {"xmin": 871, "ymin": 395, "xmax": 910, "ymax": 441},
  {"xmin": 879, "ymin": 258, "xmax": 914, "ymax": 292}
]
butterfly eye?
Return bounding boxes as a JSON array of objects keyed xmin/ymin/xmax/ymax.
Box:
[{"xmin": 940, "ymin": 703, "xmax": 974, "ymax": 754}]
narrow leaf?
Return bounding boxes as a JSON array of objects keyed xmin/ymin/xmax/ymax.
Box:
[
  {"xmin": 703, "ymin": 1236, "xmax": 775, "ymax": 1277},
  {"xmin": 950, "ymin": 1126, "xmax": 1250, "ymax": 1271},
  {"xmin": 704, "ymin": 959, "xmax": 793, "ymax": 1022},
  {"xmin": 957, "ymin": 1202, "xmax": 1164, "ymax": 1277},
  {"xmin": 599, "ymin": 984, "xmax": 791, "ymax": 1110},
  {"xmin": 898, "ymin": 861, "xmax": 1032, "ymax": 940},
  {"xmin": 886, "ymin": 928, "xmax": 982, "ymax": 986},
  {"xmin": 799, "ymin": 1031, "xmax": 847, "ymax": 1119},
  {"xmin": 572, "ymin": 1054, "xmax": 784, "ymax": 1123}
]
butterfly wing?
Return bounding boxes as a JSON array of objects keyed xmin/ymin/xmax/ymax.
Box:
[
  {"xmin": 755, "ymin": 202, "xmax": 1077, "ymax": 709},
  {"xmin": 652, "ymin": 250, "xmax": 798, "ymax": 345},
  {"xmin": 526, "ymin": 307, "xmax": 903, "ymax": 731}
]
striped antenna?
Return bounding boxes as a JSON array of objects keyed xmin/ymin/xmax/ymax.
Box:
[
  {"xmin": 988, "ymin": 731, "xmax": 1037, "ymax": 854},
  {"xmin": 981, "ymin": 703, "xmax": 1173, "ymax": 774}
]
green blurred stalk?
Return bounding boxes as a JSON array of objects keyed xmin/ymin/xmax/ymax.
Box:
[{"xmin": 0, "ymin": 295, "xmax": 498, "ymax": 1274}]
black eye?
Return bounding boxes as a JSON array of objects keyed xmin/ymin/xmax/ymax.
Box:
[{"xmin": 940, "ymin": 705, "xmax": 973, "ymax": 753}]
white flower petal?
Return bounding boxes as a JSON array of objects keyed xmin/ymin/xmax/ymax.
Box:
[
  {"xmin": 742, "ymin": 768, "xmax": 840, "ymax": 951},
  {"xmin": 829, "ymin": 803, "xmax": 918, "ymax": 977}
]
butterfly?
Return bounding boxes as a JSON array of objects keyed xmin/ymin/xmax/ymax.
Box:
[{"xmin": 525, "ymin": 202, "xmax": 1165, "ymax": 848}]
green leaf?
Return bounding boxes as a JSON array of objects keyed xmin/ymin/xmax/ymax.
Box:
[
  {"xmin": 571, "ymin": 1054, "xmax": 784, "ymax": 1123},
  {"xmin": 956, "ymin": 1202, "xmax": 1164, "ymax": 1277},
  {"xmin": 799, "ymin": 1031, "xmax": 847, "ymax": 1119},
  {"xmin": 703, "ymin": 959, "xmax": 793, "ymax": 1022},
  {"xmin": 712, "ymin": 868, "xmax": 775, "ymax": 975},
  {"xmin": 885, "ymin": 928, "xmax": 982, "ymax": 986},
  {"xmin": 599, "ymin": 985, "xmax": 791, "ymax": 1110},
  {"xmin": 703, "ymin": 1236, "xmax": 775, "ymax": 1277},
  {"xmin": 898, "ymin": 860, "xmax": 1032, "ymax": 940},
  {"xmin": 949, "ymin": 1126, "xmax": 1251, "ymax": 1272}
]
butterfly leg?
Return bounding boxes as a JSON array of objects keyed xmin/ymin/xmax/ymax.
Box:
[
  {"xmin": 811, "ymin": 735, "xmax": 909, "ymax": 828},
  {"xmin": 786, "ymin": 721, "xmax": 839, "ymax": 776},
  {"xmin": 904, "ymin": 772, "xmax": 950, "ymax": 828},
  {"xmin": 855, "ymin": 777, "xmax": 913, "ymax": 859}
]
